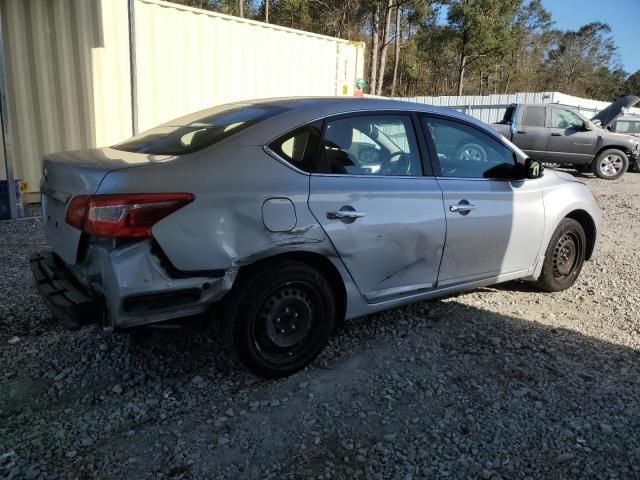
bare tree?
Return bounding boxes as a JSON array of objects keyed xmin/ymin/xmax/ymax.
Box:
[
  {"xmin": 265, "ymin": 0, "xmax": 269, "ymax": 22},
  {"xmin": 376, "ymin": 0, "xmax": 393, "ymax": 95},
  {"xmin": 238, "ymin": 0, "xmax": 243, "ymax": 17},
  {"xmin": 390, "ymin": 5, "xmax": 401, "ymax": 96},
  {"xmin": 370, "ymin": 2, "xmax": 381, "ymax": 94}
]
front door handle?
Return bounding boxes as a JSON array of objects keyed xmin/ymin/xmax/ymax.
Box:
[
  {"xmin": 449, "ymin": 204, "xmax": 477, "ymax": 213},
  {"xmin": 327, "ymin": 209, "xmax": 367, "ymax": 220},
  {"xmin": 551, "ymin": 132, "xmax": 562, "ymax": 136}
]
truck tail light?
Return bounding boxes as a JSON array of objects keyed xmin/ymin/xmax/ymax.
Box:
[{"xmin": 66, "ymin": 193, "xmax": 194, "ymax": 238}]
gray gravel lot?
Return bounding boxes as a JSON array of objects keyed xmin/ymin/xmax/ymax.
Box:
[{"xmin": 1, "ymin": 171, "xmax": 639, "ymax": 479}]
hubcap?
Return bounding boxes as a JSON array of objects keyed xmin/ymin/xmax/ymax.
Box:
[
  {"xmin": 552, "ymin": 232, "xmax": 581, "ymax": 280},
  {"xmin": 254, "ymin": 282, "xmax": 318, "ymax": 363},
  {"xmin": 599, "ymin": 154, "xmax": 623, "ymax": 176}
]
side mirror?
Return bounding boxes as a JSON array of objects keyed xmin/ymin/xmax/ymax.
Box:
[
  {"xmin": 525, "ymin": 158, "xmax": 543, "ymax": 179},
  {"xmin": 582, "ymin": 121, "xmax": 593, "ymax": 131}
]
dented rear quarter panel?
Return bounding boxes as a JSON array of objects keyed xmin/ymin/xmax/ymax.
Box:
[{"xmin": 97, "ymin": 145, "xmax": 331, "ymax": 272}]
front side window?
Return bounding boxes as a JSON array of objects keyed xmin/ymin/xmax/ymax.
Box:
[
  {"xmin": 551, "ymin": 108, "xmax": 584, "ymax": 130},
  {"xmin": 114, "ymin": 104, "xmax": 288, "ymax": 155},
  {"xmin": 522, "ymin": 106, "xmax": 546, "ymax": 127},
  {"xmin": 268, "ymin": 121, "xmax": 322, "ymax": 172},
  {"xmin": 423, "ymin": 117, "xmax": 516, "ymax": 179},
  {"xmin": 316, "ymin": 115, "xmax": 422, "ymax": 176}
]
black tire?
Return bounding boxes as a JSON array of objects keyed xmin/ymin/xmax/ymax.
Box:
[
  {"xmin": 536, "ymin": 218, "xmax": 586, "ymax": 292},
  {"xmin": 223, "ymin": 261, "xmax": 335, "ymax": 378},
  {"xmin": 592, "ymin": 148, "xmax": 628, "ymax": 180}
]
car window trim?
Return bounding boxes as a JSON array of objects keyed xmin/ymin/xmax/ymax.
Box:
[
  {"xmin": 312, "ymin": 111, "xmax": 431, "ymax": 178},
  {"xmin": 420, "ymin": 112, "xmax": 519, "ymax": 181}
]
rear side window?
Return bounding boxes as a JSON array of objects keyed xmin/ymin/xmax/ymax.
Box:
[
  {"xmin": 268, "ymin": 121, "xmax": 322, "ymax": 172},
  {"xmin": 316, "ymin": 115, "xmax": 422, "ymax": 176},
  {"xmin": 522, "ymin": 106, "xmax": 546, "ymax": 127},
  {"xmin": 114, "ymin": 104, "xmax": 288, "ymax": 155}
]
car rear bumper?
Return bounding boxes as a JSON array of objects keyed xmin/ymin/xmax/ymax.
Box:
[
  {"xmin": 30, "ymin": 251, "xmax": 105, "ymax": 329},
  {"xmin": 31, "ymin": 241, "xmax": 237, "ymax": 331}
]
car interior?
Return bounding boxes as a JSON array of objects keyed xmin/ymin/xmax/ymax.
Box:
[{"xmin": 320, "ymin": 117, "xmax": 422, "ymax": 176}]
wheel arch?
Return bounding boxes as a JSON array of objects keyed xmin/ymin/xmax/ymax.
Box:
[
  {"xmin": 233, "ymin": 251, "xmax": 348, "ymax": 329},
  {"xmin": 594, "ymin": 145, "xmax": 633, "ymax": 161},
  {"xmin": 565, "ymin": 209, "xmax": 597, "ymax": 260}
]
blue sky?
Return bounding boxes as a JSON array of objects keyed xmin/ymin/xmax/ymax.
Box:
[{"xmin": 542, "ymin": 0, "xmax": 640, "ymax": 74}]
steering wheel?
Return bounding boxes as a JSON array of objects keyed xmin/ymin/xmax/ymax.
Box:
[{"xmin": 380, "ymin": 152, "xmax": 412, "ymax": 176}]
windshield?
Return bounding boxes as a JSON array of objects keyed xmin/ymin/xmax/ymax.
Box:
[{"xmin": 113, "ymin": 104, "xmax": 288, "ymax": 155}]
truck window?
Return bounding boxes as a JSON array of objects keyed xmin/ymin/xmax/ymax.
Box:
[
  {"xmin": 551, "ymin": 109, "xmax": 584, "ymax": 130},
  {"xmin": 522, "ymin": 106, "xmax": 545, "ymax": 127}
]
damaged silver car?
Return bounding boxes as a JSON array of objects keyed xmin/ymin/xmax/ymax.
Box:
[{"xmin": 32, "ymin": 98, "xmax": 601, "ymax": 377}]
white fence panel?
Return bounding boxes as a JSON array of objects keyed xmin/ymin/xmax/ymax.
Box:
[{"xmin": 395, "ymin": 91, "xmax": 640, "ymax": 125}]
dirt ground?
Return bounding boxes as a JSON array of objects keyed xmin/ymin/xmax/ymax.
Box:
[{"xmin": 1, "ymin": 169, "xmax": 639, "ymax": 479}]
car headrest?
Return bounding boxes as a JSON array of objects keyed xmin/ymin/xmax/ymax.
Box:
[{"xmin": 325, "ymin": 124, "xmax": 352, "ymax": 150}]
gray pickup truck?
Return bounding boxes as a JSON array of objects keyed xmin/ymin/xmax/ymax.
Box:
[{"xmin": 493, "ymin": 96, "xmax": 640, "ymax": 180}]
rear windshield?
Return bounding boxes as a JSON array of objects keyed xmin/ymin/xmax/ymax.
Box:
[{"xmin": 113, "ymin": 104, "xmax": 288, "ymax": 155}]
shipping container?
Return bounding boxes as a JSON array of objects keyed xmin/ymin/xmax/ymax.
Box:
[{"xmin": 0, "ymin": 0, "xmax": 365, "ymax": 203}]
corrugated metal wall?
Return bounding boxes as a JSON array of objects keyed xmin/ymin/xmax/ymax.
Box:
[
  {"xmin": 0, "ymin": 0, "xmax": 132, "ymax": 194},
  {"xmin": 0, "ymin": 0, "xmax": 365, "ymax": 197},
  {"xmin": 396, "ymin": 92, "xmax": 640, "ymax": 124},
  {"xmin": 134, "ymin": 0, "xmax": 364, "ymax": 131}
]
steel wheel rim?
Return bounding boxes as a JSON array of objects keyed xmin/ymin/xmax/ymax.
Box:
[
  {"xmin": 552, "ymin": 231, "xmax": 582, "ymax": 281},
  {"xmin": 599, "ymin": 154, "xmax": 623, "ymax": 176},
  {"xmin": 253, "ymin": 281, "xmax": 321, "ymax": 365},
  {"xmin": 460, "ymin": 146, "xmax": 485, "ymax": 162}
]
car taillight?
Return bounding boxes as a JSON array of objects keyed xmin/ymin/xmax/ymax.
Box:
[{"xmin": 65, "ymin": 193, "xmax": 194, "ymax": 238}]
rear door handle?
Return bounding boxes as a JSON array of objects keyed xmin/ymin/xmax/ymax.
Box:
[
  {"xmin": 327, "ymin": 210, "xmax": 367, "ymax": 220},
  {"xmin": 517, "ymin": 130, "xmax": 527, "ymax": 134},
  {"xmin": 551, "ymin": 132, "xmax": 562, "ymax": 136},
  {"xmin": 449, "ymin": 204, "xmax": 477, "ymax": 213}
]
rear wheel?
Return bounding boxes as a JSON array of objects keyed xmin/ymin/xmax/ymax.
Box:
[
  {"xmin": 535, "ymin": 218, "xmax": 586, "ymax": 292},
  {"xmin": 223, "ymin": 261, "xmax": 335, "ymax": 378},
  {"xmin": 592, "ymin": 149, "xmax": 628, "ymax": 180}
]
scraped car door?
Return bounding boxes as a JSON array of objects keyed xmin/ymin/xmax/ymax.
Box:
[
  {"xmin": 308, "ymin": 113, "xmax": 446, "ymax": 302},
  {"xmin": 422, "ymin": 115, "xmax": 545, "ymax": 287}
]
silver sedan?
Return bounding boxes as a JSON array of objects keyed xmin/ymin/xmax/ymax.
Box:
[{"xmin": 31, "ymin": 98, "xmax": 601, "ymax": 377}]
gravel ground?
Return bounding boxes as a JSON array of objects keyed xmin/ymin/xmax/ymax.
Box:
[{"xmin": 1, "ymin": 171, "xmax": 639, "ymax": 480}]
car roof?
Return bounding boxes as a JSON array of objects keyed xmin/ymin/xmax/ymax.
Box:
[
  {"xmin": 219, "ymin": 96, "xmax": 495, "ymax": 145},
  {"xmin": 240, "ymin": 96, "xmax": 470, "ymax": 118}
]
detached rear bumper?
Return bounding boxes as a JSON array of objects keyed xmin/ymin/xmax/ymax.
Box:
[
  {"xmin": 30, "ymin": 252, "xmax": 104, "ymax": 329},
  {"xmin": 31, "ymin": 242, "xmax": 237, "ymax": 331}
]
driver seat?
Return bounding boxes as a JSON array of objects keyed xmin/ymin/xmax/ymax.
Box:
[{"xmin": 323, "ymin": 124, "xmax": 355, "ymax": 174}]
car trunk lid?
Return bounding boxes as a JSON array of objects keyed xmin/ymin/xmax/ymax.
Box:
[
  {"xmin": 591, "ymin": 95, "xmax": 640, "ymax": 129},
  {"xmin": 41, "ymin": 147, "xmax": 170, "ymax": 264}
]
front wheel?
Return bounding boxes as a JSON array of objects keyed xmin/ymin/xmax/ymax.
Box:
[
  {"xmin": 223, "ymin": 261, "xmax": 335, "ymax": 378},
  {"xmin": 535, "ymin": 218, "xmax": 586, "ymax": 292},
  {"xmin": 592, "ymin": 149, "xmax": 628, "ymax": 180}
]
